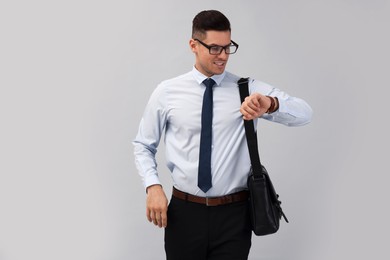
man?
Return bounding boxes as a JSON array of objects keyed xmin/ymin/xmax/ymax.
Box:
[{"xmin": 133, "ymin": 10, "xmax": 312, "ymax": 260}]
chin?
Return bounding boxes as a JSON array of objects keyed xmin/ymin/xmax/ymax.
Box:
[{"xmin": 214, "ymin": 69, "xmax": 225, "ymax": 75}]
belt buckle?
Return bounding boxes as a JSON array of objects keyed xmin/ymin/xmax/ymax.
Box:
[{"xmin": 206, "ymin": 197, "xmax": 210, "ymax": 206}]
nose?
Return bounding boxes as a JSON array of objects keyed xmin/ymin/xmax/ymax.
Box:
[{"xmin": 217, "ymin": 50, "xmax": 229, "ymax": 60}]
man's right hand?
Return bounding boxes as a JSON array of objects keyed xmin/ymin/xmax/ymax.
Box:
[
  {"xmin": 240, "ymin": 93, "xmax": 272, "ymax": 120},
  {"xmin": 146, "ymin": 185, "xmax": 168, "ymax": 228}
]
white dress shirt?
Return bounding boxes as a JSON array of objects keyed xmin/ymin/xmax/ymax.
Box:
[{"xmin": 133, "ymin": 67, "xmax": 312, "ymax": 197}]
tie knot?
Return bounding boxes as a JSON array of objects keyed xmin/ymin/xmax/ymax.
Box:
[{"xmin": 203, "ymin": 78, "xmax": 216, "ymax": 89}]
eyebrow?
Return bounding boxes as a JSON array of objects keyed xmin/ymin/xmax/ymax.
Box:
[{"xmin": 208, "ymin": 42, "xmax": 232, "ymax": 47}]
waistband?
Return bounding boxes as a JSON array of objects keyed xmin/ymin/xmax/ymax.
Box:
[{"xmin": 172, "ymin": 187, "xmax": 249, "ymax": 206}]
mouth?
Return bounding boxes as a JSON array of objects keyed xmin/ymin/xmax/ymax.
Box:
[{"xmin": 214, "ymin": 61, "xmax": 226, "ymax": 67}]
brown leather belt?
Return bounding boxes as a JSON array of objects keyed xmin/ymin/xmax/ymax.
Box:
[{"xmin": 172, "ymin": 187, "xmax": 249, "ymax": 206}]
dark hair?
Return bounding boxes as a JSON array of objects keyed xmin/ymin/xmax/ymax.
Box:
[{"xmin": 192, "ymin": 10, "xmax": 231, "ymax": 39}]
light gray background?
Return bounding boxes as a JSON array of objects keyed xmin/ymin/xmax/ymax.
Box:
[{"xmin": 1, "ymin": 0, "xmax": 389, "ymax": 259}]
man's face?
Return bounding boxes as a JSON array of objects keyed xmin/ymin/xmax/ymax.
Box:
[{"xmin": 190, "ymin": 30, "xmax": 231, "ymax": 77}]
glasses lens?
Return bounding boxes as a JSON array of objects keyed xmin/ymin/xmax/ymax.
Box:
[
  {"xmin": 207, "ymin": 42, "xmax": 238, "ymax": 55},
  {"xmin": 210, "ymin": 46, "xmax": 223, "ymax": 55},
  {"xmin": 226, "ymin": 44, "xmax": 237, "ymax": 54}
]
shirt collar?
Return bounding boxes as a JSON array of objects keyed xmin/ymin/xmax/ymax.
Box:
[{"xmin": 191, "ymin": 66, "xmax": 226, "ymax": 86}]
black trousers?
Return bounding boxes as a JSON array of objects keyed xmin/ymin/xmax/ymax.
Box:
[{"xmin": 164, "ymin": 195, "xmax": 252, "ymax": 260}]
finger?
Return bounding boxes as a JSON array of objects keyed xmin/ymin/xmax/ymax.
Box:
[
  {"xmin": 240, "ymin": 107, "xmax": 251, "ymax": 120},
  {"xmin": 155, "ymin": 212, "xmax": 162, "ymax": 227},
  {"xmin": 241, "ymin": 105, "xmax": 258, "ymax": 120},
  {"xmin": 243, "ymin": 114, "xmax": 255, "ymax": 121},
  {"xmin": 242, "ymin": 113, "xmax": 254, "ymax": 121},
  {"xmin": 152, "ymin": 211, "xmax": 158, "ymax": 226},
  {"xmin": 249, "ymin": 96, "xmax": 262, "ymax": 110},
  {"xmin": 146, "ymin": 208, "xmax": 152, "ymax": 222},
  {"xmin": 156, "ymin": 214, "xmax": 162, "ymax": 228},
  {"xmin": 243, "ymin": 98, "xmax": 253, "ymax": 110},
  {"xmin": 242, "ymin": 100, "xmax": 255, "ymax": 112},
  {"xmin": 241, "ymin": 105, "xmax": 257, "ymax": 118},
  {"xmin": 161, "ymin": 211, "xmax": 168, "ymax": 228}
]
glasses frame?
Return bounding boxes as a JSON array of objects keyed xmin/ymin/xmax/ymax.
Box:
[{"xmin": 194, "ymin": 38, "xmax": 239, "ymax": 55}]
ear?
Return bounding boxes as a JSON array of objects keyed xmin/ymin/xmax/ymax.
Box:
[{"xmin": 189, "ymin": 39, "xmax": 197, "ymax": 53}]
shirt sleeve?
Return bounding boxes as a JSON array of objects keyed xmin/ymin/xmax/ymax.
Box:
[
  {"xmin": 133, "ymin": 84, "xmax": 167, "ymax": 190},
  {"xmin": 249, "ymin": 78, "xmax": 313, "ymax": 126}
]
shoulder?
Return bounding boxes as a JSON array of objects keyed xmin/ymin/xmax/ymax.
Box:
[
  {"xmin": 150, "ymin": 71, "xmax": 194, "ymax": 98},
  {"xmin": 222, "ymin": 71, "xmax": 273, "ymax": 92},
  {"xmin": 159, "ymin": 71, "xmax": 193, "ymax": 87},
  {"xmin": 223, "ymin": 71, "xmax": 275, "ymax": 95},
  {"xmin": 248, "ymin": 78, "xmax": 275, "ymax": 95},
  {"xmin": 223, "ymin": 71, "xmax": 241, "ymax": 84}
]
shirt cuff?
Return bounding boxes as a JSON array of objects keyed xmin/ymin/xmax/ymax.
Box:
[{"xmin": 144, "ymin": 175, "xmax": 162, "ymax": 191}]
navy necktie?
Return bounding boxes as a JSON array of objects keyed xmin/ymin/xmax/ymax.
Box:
[{"xmin": 198, "ymin": 78, "xmax": 216, "ymax": 193}]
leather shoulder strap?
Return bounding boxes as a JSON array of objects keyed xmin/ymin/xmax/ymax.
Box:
[{"xmin": 238, "ymin": 78, "xmax": 263, "ymax": 177}]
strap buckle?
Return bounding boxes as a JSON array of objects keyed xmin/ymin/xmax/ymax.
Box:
[
  {"xmin": 206, "ymin": 197, "xmax": 210, "ymax": 206},
  {"xmin": 238, "ymin": 77, "xmax": 249, "ymax": 85}
]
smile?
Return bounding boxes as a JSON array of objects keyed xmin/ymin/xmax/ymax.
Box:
[{"xmin": 214, "ymin": 61, "xmax": 225, "ymax": 66}]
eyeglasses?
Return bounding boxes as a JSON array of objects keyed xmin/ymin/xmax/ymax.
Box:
[{"xmin": 194, "ymin": 39, "xmax": 239, "ymax": 55}]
